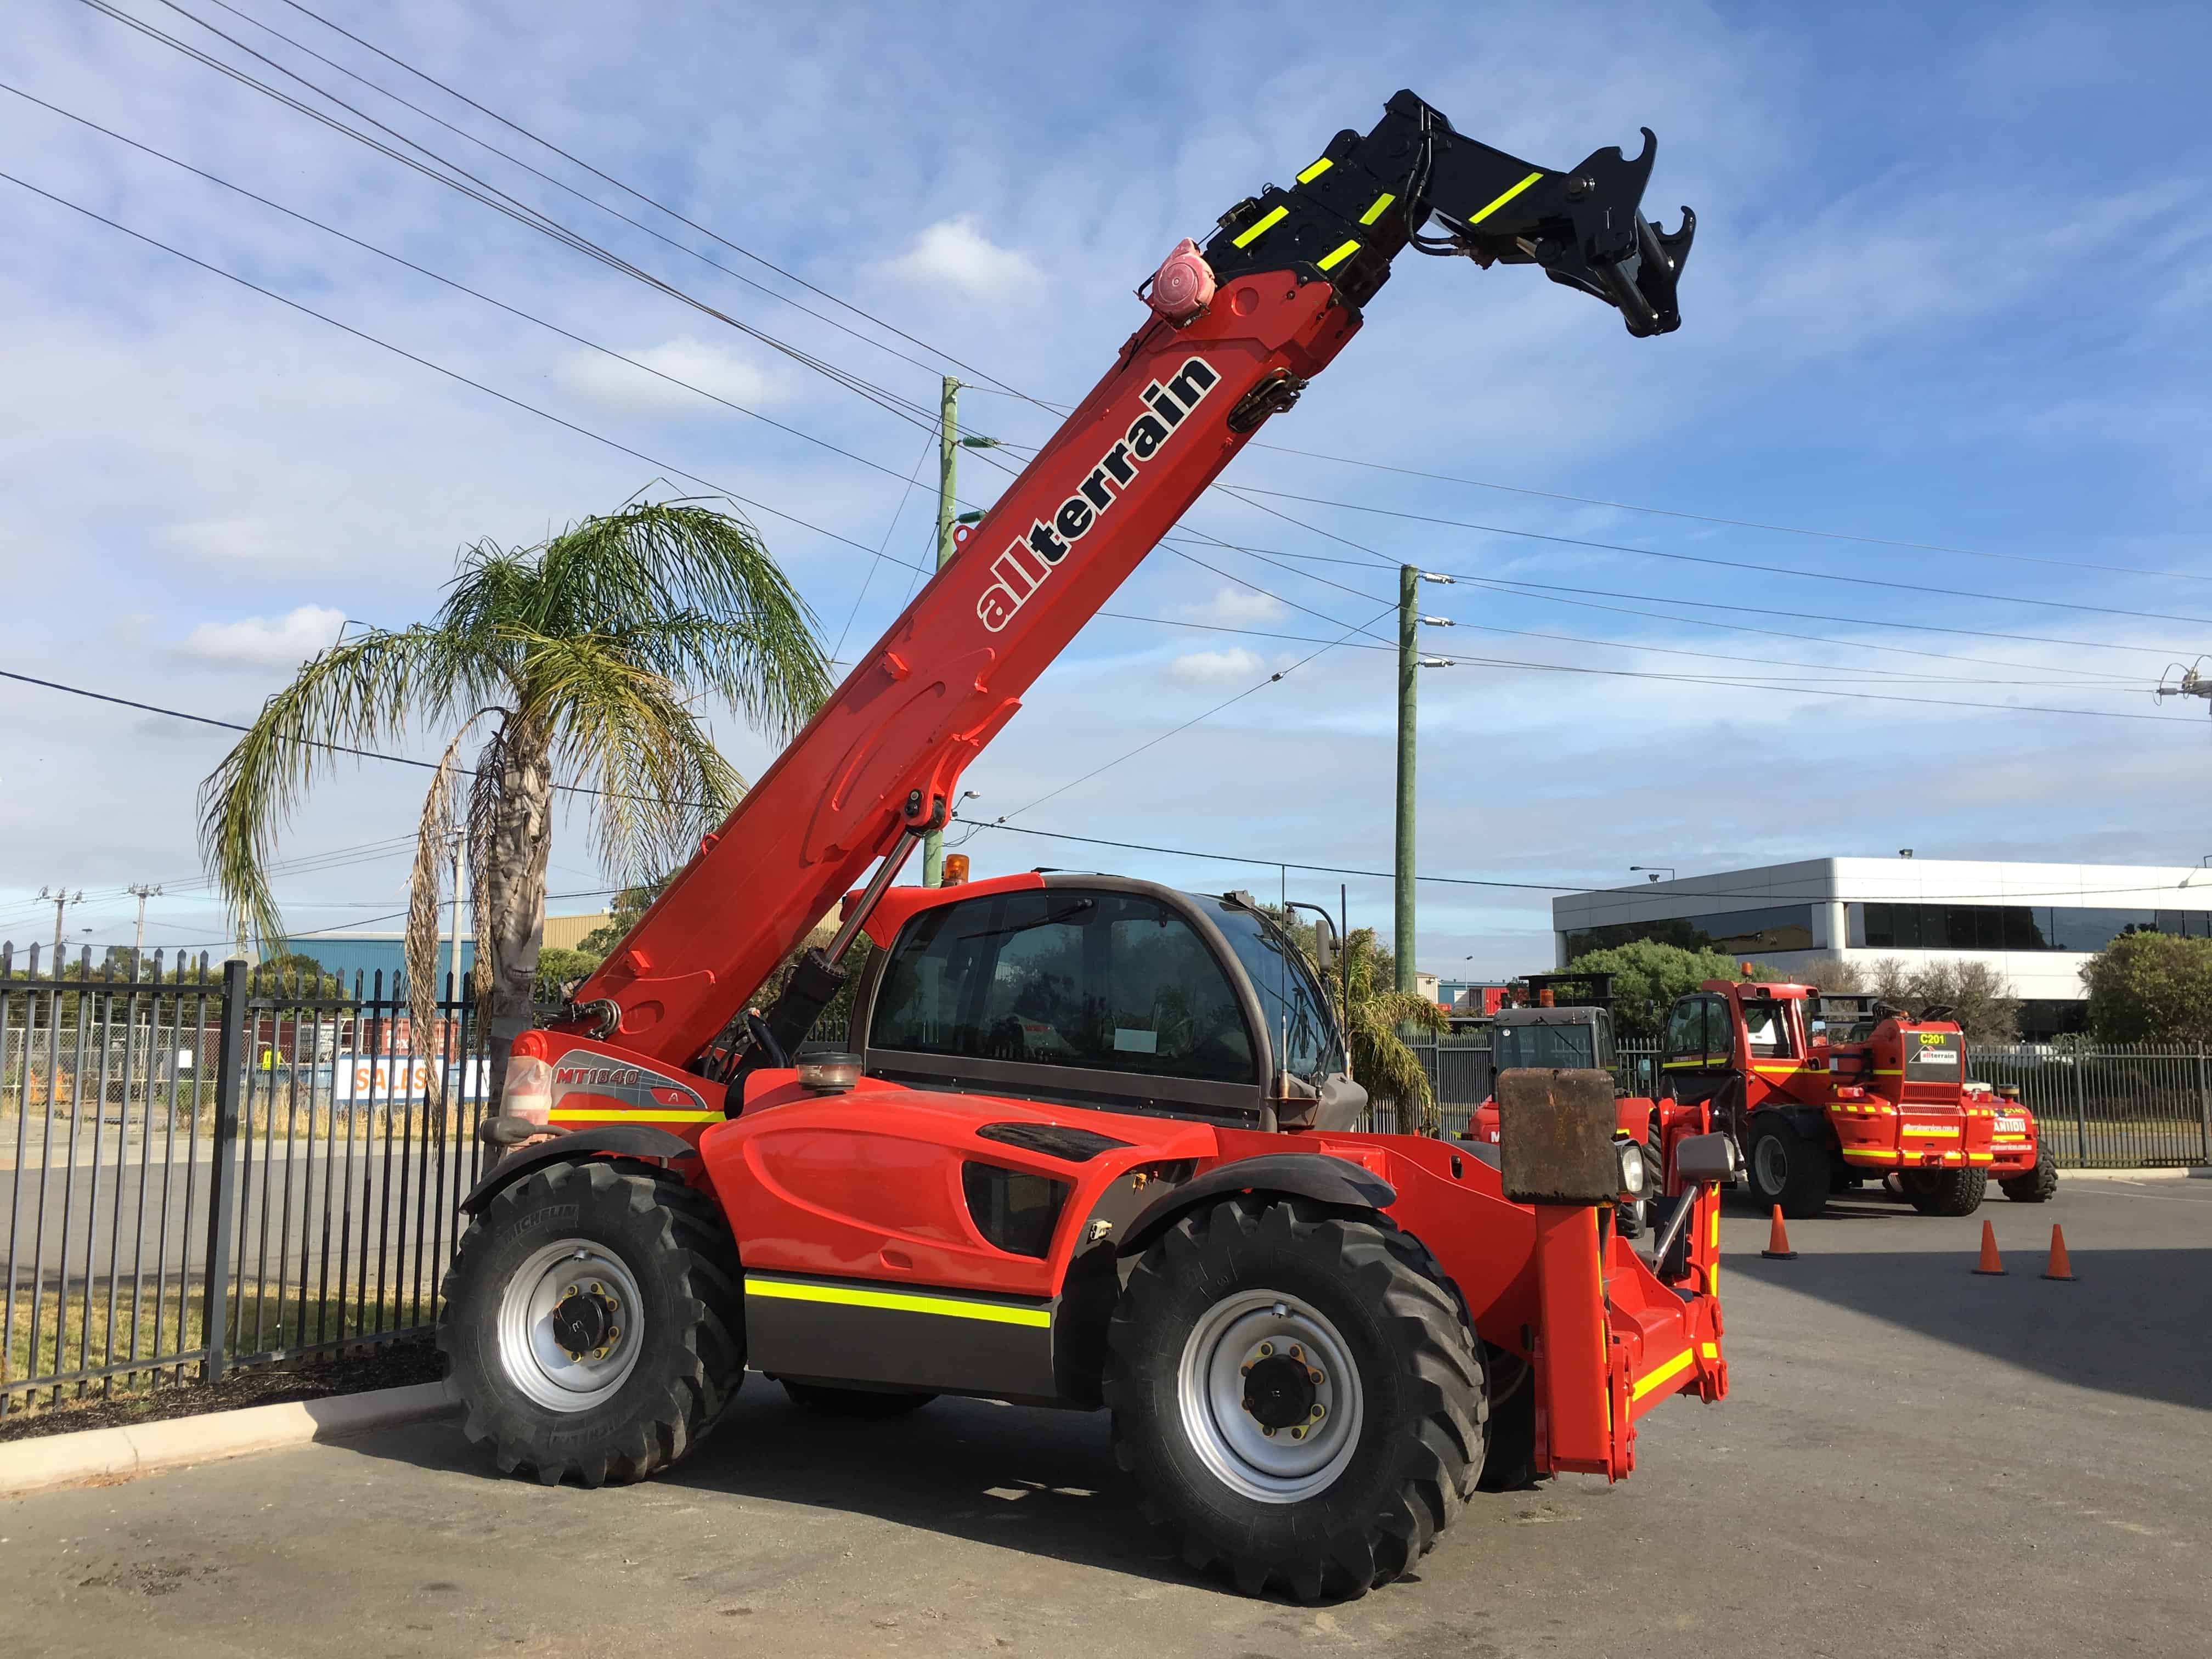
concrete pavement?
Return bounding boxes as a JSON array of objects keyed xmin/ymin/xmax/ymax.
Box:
[{"xmin": 1, "ymin": 1177, "xmax": 2204, "ymax": 1658}]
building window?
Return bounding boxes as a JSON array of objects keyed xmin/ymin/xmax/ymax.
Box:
[
  {"xmin": 1564, "ymin": 904, "xmax": 1815, "ymax": 961},
  {"xmin": 1841, "ymin": 902, "xmax": 2204, "ymax": 955}
]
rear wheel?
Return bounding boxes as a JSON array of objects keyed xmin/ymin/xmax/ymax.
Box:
[
  {"xmin": 1900, "ymin": 1166, "xmax": 1988, "ymax": 1216},
  {"xmin": 1105, "ymin": 1197, "xmax": 1485, "ymax": 1602},
  {"xmin": 1746, "ymin": 1117, "xmax": 1830, "ymax": 1219},
  {"xmin": 440, "ymin": 1159, "xmax": 743, "ymax": 1487},
  {"xmin": 781, "ymin": 1380, "xmax": 937, "ymax": 1415},
  {"xmin": 2001, "ymin": 1149, "xmax": 2059, "ymax": 1203}
]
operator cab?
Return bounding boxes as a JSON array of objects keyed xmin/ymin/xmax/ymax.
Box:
[{"xmin": 845, "ymin": 874, "xmax": 1364, "ymax": 1132}]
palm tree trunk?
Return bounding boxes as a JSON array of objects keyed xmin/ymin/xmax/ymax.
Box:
[{"xmin": 479, "ymin": 720, "xmax": 554, "ymax": 1106}]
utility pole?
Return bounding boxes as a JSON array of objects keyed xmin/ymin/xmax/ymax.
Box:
[
  {"xmin": 924, "ymin": 376, "xmax": 960, "ymax": 888},
  {"xmin": 1393, "ymin": 571, "xmax": 1460, "ymax": 1003},
  {"xmin": 1395, "ymin": 567, "xmax": 1418, "ymax": 997},
  {"xmin": 919, "ymin": 377, "xmax": 1000, "ymax": 885},
  {"xmin": 2156, "ymin": 661, "xmax": 2210, "ymax": 714},
  {"xmin": 128, "ymin": 883, "xmax": 162, "ymax": 969},
  {"xmin": 36, "ymin": 885, "xmax": 82, "ymax": 973}
]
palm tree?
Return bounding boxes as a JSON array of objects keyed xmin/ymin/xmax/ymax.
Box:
[
  {"xmin": 1335, "ymin": 927, "xmax": 1449, "ymax": 1133},
  {"xmin": 200, "ymin": 500, "xmax": 830, "ymax": 1101}
]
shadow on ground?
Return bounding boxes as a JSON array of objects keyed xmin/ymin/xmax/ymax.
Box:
[
  {"xmin": 1732, "ymin": 1244, "xmax": 2212, "ymax": 1412},
  {"xmin": 386, "ymin": 1384, "xmax": 1194, "ymax": 1588}
]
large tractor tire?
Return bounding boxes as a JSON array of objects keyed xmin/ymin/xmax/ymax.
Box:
[
  {"xmin": 1900, "ymin": 1166, "xmax": 1988, "ymax": 1217},
  {"xmin": 2001, "ymin": 1149, "xmax": 2059, "ymax": 1204},
  {"xmin": 440, "ymin": 1159, "xmax": 744, "ymax": 1487},
  {"xmin": 782, "ymin": 1380, "xmax": 938, "ymax": 1415},
  {"xmin": 1105, "ymin": 1195, "xmax": 1485, "ymax": 1602},
  {"xmin": 1745, "ymin": 1117, "xmax": 1831, "ymax": 1220}
]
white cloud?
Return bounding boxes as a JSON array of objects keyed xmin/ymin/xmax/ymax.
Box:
[
  {"xmin": 1167, "ymin": 646, "xmax": 1265, "ymax": 684},
  {"xmin": 1179, "ymin": 587, "xmax": 1286, "ymax": 627},
  {"xmin": 882, "ymin": 217, "xmax": 1042, "ymax": 301},
  {"xmin": 183, "ymin": 605, "xmax": 346, "ymax": 668},
  {"xmin": 554, "ymin": 337, "xmax": 779, "ymax": 414}
]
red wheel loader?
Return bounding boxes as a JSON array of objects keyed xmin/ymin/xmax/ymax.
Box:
[
  {"xmin": 438, "ymin": 91, "xmax": 1733, "ymax": 1601},
  {"xmin": 1657, "ymin": 980, "xmax": 2056, "ymax": 1220}
]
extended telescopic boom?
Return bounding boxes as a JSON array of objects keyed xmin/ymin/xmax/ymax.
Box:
[{"xmin": 555, "ymin": 90, "xmax": 1694, "ymax": 1069}]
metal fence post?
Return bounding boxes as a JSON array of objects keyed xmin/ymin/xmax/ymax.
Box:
[
  {"xmin": 2074, "ymin": 1045, "xmax": 2091, "ymax": 1169},
  {"xmin": 200, "ymin": 957, "xmax": 249, "ymax": 1385},
  {"xmin": 2198, "ymin": 1044, "xmax": 2210, "ymax": 1166}
]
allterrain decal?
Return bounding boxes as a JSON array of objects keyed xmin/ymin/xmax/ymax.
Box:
[
  {"xmin": 975, "ymin": 356, "xmax": 1221, "ymax": 633},
  {"xmin": 551, "ymin": 1060, "xmax": 708, "ymax": 1114}
]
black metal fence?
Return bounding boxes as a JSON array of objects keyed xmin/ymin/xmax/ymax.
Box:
[
  {"xmin": 2, "ymin": 945, "xmax": 487, "ymax": 1417},
  {"xmin": 1387, "ymin": 1034, "xmax": 2211, "ymax": 1168}
]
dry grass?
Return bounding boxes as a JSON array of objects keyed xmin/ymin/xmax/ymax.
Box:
[{"xmin": 4, "ymin": 1280, "xmax": 430, "ymax": 1410}]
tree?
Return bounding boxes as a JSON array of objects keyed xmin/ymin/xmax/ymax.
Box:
[
  {"xmin": 1561, "ymin": 940, "xmax": 1780, "ymax": 1039},
  {"xmin": 1329, "ymin": 926, "xmax": 1446, "ymax": 1132},
  {"xmin": 1815, "ymin": 956, "xmax": 2020, "ymax": 1042},
  {"xmin": 2081, "ymin": 932, "xmax": 2212, "ymax": 1045},
  {"xmin": 575, "ymin": 873, "xmax": 675, "ymax": 958},
  {"xmin": 533, "ymin": 946, "xmax": 605, "ymax": 1004},
  {"xmin": 200, "ymin": 500, "xmax": 830, "ymax": 1103}
]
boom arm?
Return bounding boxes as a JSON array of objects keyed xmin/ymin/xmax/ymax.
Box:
[{"xmin": 558, "ymin": 90, "xmax": 1693, "ymax": 1067}]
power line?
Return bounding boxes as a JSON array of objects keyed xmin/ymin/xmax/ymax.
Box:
[
  {"xmin": 967, "ymin": 822, "xmax": 2212, "ymax": 905},
  {"xmin": 78, "ymin": 0, "xmax": 947, "ymax": 437},
  {"xmin": 262, "ymin": 0, "xmax": 1052, "ymax": 411},
  {"xmin": 1239, "ymin": 442, "xmax": 2211, "ymax": 586},
  {"xmin": 1209, "ymin": 481, "xmax": 2212, "ymax": 632}
]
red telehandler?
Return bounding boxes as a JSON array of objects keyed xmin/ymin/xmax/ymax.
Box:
[
  {"xmin": 439, "ymin": 91, "xmax": 1733, "ymax": 1601},
  {"xmin": 1657, "ymin": 979, "xmax": 2056, "ymax": 1218}
]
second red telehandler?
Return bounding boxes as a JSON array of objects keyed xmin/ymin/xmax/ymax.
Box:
[{"xmin": 1657, "ymin": 979, "xmax": 2057, "ymax": 1218}]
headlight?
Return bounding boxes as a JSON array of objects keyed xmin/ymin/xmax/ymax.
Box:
[{"xmin": 1615, "ymin": 1138, "xmax": 1649, "ymax": 1200}]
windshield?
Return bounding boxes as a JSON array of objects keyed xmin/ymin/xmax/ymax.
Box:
[
  {"xmin": 1204, "ymin": 901, "xmax": 1346, "ymax": 1082},
  {"xmin": 1494, "ymin": 1014, "xmax": 1615, "ymax": 1071},
  {"xmin": 1742, "ymin": 999, "xmax": 1794, "ymax": 1058}
]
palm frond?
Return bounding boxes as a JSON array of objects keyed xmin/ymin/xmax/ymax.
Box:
[
  {"xmin": 526, "ymin": 503, "xmax": 831, "ymax": 740},
  {"xmin": 197, "ymin": 628, "xmax": 471, "ymax": 952}
]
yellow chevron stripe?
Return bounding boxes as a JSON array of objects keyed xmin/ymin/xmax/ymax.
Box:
[
  {"xmin": 548, "ymin": 1108, "xmax": 719, "ymax": 1124},
  {"xmin": 1632, "ymin": 1347, "xmax": 1695, "ymax": 1402},
  {"xmin": 744, "ymin": 1277, "xmax": 1051, "ymax": 1328}
]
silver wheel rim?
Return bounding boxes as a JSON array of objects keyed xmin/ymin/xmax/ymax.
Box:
[
  {"xmin": 1754, "ymin": 1135, "xmax": 1788, "ymax": 1196},
  {"xmin": 1177, "ymin": 1289, "xmax": 1363, "ymax": 1504},
  {"xmin": 496, "ymin": 1238, "xmax": 645, "ymax": 1413}
]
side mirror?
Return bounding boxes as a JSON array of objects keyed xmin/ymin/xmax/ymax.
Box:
[
  {"xmin": 1310, "ymin": 913, "xmax": 1336, "ymax": 974},
  {"xmin": 1673, "ymin": 1131, "xmax": 1739, "ymax": 1186}
]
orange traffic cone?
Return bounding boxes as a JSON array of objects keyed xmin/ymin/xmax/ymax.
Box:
[
  {"xmin": 2041, "ymin": 1225, "xmax": 2075, "ymax": 1282},
  {"xmin": 1761, "ymin": 1204, "xmax": 1797, "ymax": 1260},
  {"xmin": 1973, "ymin": 1219, "xmax": 2006, "ymax": 1276}
]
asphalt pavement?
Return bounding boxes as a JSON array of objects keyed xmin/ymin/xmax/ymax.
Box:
[{"xmin": 2, "ymin": 1176, "xmax": 2205, "ymax": 1658}]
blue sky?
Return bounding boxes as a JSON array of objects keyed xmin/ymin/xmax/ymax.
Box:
[{"xmin": 2, "ymin": 0, "xmax": 2208, "ymax": 977}]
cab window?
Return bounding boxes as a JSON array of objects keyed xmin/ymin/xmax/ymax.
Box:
[
  {"xmin": 1496, "ymin": 1022, "xmax": 1597, "ymax": 1070},
  {"xmin": 870, "ymin": 889, "xmax": 1255, "ymax": 1084},
  {"xmin": 1665, "ymin": 994, "xmax": 1731, "ymax": 1065},
  {"xmin": 1205, "ymin": 902, "xmax": 1344, "ymax": 1082},
  {"xmin": 1741, "ymin": 998, "xmax": 1793, "ymax": 1059}
]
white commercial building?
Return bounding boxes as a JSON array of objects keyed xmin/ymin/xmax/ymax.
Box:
[{"xmin": 1551, "ymin": 857, "xmax": 2212, "ymax": 1039}]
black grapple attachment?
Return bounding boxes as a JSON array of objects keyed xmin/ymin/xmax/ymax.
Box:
[{"xmin": 1203, "ymin": 88, "xmax": 1694, "ymax": 337}]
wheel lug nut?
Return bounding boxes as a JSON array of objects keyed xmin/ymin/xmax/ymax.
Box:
[
  {"xmin": 1308, "ymin": 1367, "xmax": 1324, "ymax": 1385},
  {"xmin": 1290, "ymin": 1426, "xmax": 1306, "ymax": 1440},
  {"xmin": 1288, "ymin": 1345, "xmax": 1303, "ymax": 1362},
  {"xmin": 1262, "ymin": 1425, "xmax": 1277, "ymax": 1437},
  {"xmin": 563, "ymin": 1284, "xmax": 579, "ymax": 1299},
  {"xmin": 1257, "ymin": 1342, "xmax": 1273, "ymax": 1358}
]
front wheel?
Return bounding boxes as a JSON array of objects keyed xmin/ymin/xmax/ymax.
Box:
[
  {"xmin": 1105, "ymin": 1197, "xmax": 1485, "ymax": 1602},
  {"xmin": 1746, "ymin": 1118, "xmax": 1831, "ymax": 1219},
  {"xmin": 439, "ymin": 1159, "xmax": 744, "ymax": 1487},
  {"xmin": 1900, "ymin": 1166, "xmax": 1988, "ymax": 1216},
  {"xmin": 2001, "ymin": 1149, "xmax": 2059, "ymax": 1203}
]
